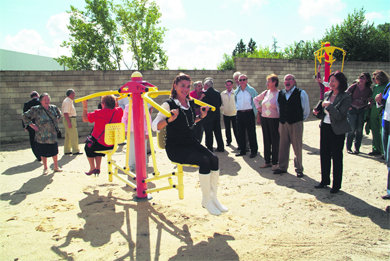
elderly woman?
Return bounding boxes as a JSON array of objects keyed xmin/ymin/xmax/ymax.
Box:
[
  {"xmin": 313, "ymin": 71, "xmax": 352, "ymax": 193},
  {"xmin": 152, "ymin": 73, "xmax": 227, "ymax": 216},
  {"xmin": 253, "ymin": 74, "xmax": 280, "ymax": 170},
  {"xmin": 23, "ymin": 93, "xmax": 62, "ymax": 174},
  {"xmin": 82, "ymin": 95, "xmax": 123, "ymax": 176},
  {"xmin": 346, "ymin": 72, "xmax": 373, "ymax": 154},
  {"xmin": 368, "ymin": 70, "xmax": 389, "ymax": 156}
]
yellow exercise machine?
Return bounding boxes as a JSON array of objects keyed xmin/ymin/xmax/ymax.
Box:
[{"xmin": 75, "ymin": 72, "xmax": 215, "ymax": 200}]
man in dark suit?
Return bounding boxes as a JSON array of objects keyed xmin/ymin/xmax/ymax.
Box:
[
  {"xmin": 202, "ymin": 78, "xmax": 224, "ymax": 152},
  {"xmin": 23, "ymin": 91, "xmax": 41, "ymax": 161}
]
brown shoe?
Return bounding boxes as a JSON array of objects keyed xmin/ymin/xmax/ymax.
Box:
[
  {"xmin": 260, "ymin": 163, "xmax": 271, "ymax": 168},
  {"xmin": 271, "ymin": 164, "xmax": 279, "ymax": 171}
]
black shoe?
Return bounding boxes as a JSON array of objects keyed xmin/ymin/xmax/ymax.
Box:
[
  {"xmin": 352, "ymin": 150, "xmax": 359, "ymax": 155},
  {"xmin": 235, "ymin": 152, "xmax": 246, "ymax": 157},
  {"xmin": 330, "ymin": 188, "xmax": 340, "ymax": 194},
  {"xmin": 296, "ymin": 172, "xmax": 304, "ymax": 178},
  {"xmin": 368, "ymin": 151, "xmax": 381, "ymax": 156},
  {"xmin": 72, "ymin": 152, "xmax": 83, "ymax": 155},
  {"xmin": 382, "ymin": 194, "xmax": 390, "ymax": 200},
  {"xmin": 347, "ymin": 149, "xmax": 353, "ymax": 154},
  {"xmin": 273, "ymin": 169, "xmax": 286, "ymax": 174},
  {"xmin": 64, "ymin": 152, "xmax": 72, "ymax": 155},
  {"xmin": 208, "ymin": 148, "xmax": 214, "ymax": 152},
  {"xmin": 314, "ymin": 183, "xmax": 328, "ymax": 189},
  {"xmin": 249, "ymin": 153, "xmax": 257, "ymax": 158},
  {"xmin": 216, "ymin": 148, "xmax": 225, "ymax": 152},
  {"xmin": 226, "ymin": 142, "xmax": 231, "ymax": 146}
]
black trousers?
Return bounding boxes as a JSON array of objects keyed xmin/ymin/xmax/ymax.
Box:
[
  {"xmin": 320, "ymin": 123, "xmax": 345, "ymax": 189},
  {"xmin": 27, "ymin": 127, "xmax": 40, "ymax": 160},
  {"xmin": 166, "ymin": 142, "xmax": 218, "ymax": 174},
  {"xmin": 204, "ymin": 116, "xmax": 224, "ymax": 151},
  {"xmin": 193, "ymin": 121, "xmax": 204, "ymax": 143},
  {"xmin": 223, "ymin": 115, "xmax": 238, "ymax": 145},
  {"xmin": 261, "ymin": 117, "xmax": 279, "ymax": 165},
  {"xmin": 236, "ymin": 110, "xmax": 258, "ymax": 154}
]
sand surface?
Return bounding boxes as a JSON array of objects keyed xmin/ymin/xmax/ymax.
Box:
[{"xmin": 0, "ymin": 120, "xmax": 389, "ymax": 260}]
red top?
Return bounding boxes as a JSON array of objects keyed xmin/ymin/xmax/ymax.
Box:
[
  {"xmin": 88, "ymin": 107, "xmax": 124, "ymax": 146},
  {"xmin": 190, "ymin": 90, "xmax": 201, "ymax": 99}
]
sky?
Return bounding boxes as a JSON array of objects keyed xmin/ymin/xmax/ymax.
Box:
[{"xmin": 1, "ymin": 0, "xmax": 389, "ymax": 70}]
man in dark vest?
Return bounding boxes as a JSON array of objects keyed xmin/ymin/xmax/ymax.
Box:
[
  {"xmin": 23, "ymin": 91, "xmax": 41, "ymax": 161},
  {"xmin": 273, "ymin": 74, "xmax": 310, "ymax": 177},
  {"xmin": 202, "ymin": 77, "xmax": 224, "ymax": 152}
]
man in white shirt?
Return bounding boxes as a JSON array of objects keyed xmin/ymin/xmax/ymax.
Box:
[
  {"xmin": 221, "ymin": 79, "xmax": 239, "ymax": 146},
  {"xmin": 62, "ymin": 89, "xmax": 82, "ymax": 155}
]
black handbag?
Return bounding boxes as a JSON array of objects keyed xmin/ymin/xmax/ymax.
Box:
[
  {"xmin": 313, "ymin": 100, "xmax": 324, "ymax": 119},
  {"xmin": 42, "ymin": 106, "xmax": 62, "ymax": 138}
]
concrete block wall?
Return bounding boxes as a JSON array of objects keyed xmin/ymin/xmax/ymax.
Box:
[
  {"xmin": 0, "ymin": 70, "xmax": 232, "ymax": 144},
  {"xmin": 235, "ymin": 58, "xmax": 390, "ymax": 110},
  {"xmin": 1, "ymin": 58, "xmax": 389, "ymax": 144}
]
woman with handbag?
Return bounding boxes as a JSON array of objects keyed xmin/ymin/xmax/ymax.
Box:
[
  {"xmin": 23, "ymin": 93, "xmax": 62, "ymax": 174},
  {"xmin": 82, "ymin": 95, "xmax": 123, "ymax": 176},
  {"xmin": 152, "ymin": 73, "xmax": 227, "ymax": 216},
  {"xmin": 313, "ymin": 71, "xmax": 352, "ymax": 193}
]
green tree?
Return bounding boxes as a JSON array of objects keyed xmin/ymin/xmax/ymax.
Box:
[
  {"xmin": 247, "ymin": 38, "xmax": 257, "ymax": 54},
  {"xmin": 217, "ymin": 53, "xmax": 235, "ymax": 70},
  {"xmin": 322, "ymin": 8, "xmax": 388, "ymax": 61},
  {"xmin": 283, "ymin": 40, "xmax": 321, "ymax": 60},
  {"xmin": 232, "ymin": 39, "xmax": 247, "ymax": 57},
  {"xmin": 56, "ymin": 0, "xmax": 123, "ymax": 70},
  {"xmin": 116, "ymin": 0, "xmax": 168, "ymax": 70}
]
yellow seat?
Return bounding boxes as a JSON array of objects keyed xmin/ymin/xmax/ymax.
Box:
[{"xmin": 96, "ymin": 123, "xmax": 125, "ymax": 181}]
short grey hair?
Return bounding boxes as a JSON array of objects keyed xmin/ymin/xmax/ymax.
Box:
[
  {"xmin": 203, "ymin": 77, "xmax": 214, "ymax": 88},
  {"xmin": 233, "ymin": 71, "xmax": 241, "ymax": 79},
  {"xmin": 193, "ymin": 81, "xmax": 202, "ymax": 87}
]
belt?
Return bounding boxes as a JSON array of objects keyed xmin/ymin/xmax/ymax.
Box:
[
  {"xmin": 70, "ymin": 116, "xmax": 77, "ymax": 118},
  {"xmin": 237, "ymin": 109, "xmax": 252, "ymax": 113}
]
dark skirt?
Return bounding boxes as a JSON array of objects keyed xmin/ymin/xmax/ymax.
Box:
[
  {"xmin": 37, "ymin": 142, "xmax": 58, "ymax": 157},
  {"xmin": 85, "ymin": 141, "xmax": 113, "ymax": 158}
]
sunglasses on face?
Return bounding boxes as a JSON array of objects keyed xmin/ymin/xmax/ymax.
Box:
[{"xmin": 239, "ymin": 78, "xmax": 247, "ymax": 82}]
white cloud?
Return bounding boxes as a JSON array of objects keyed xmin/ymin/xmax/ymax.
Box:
[
  {"xmin": 47, "ymin": 12, "xmax": 70, "ymax": 38},
  {"xmin": 163, "ymin": 28, "xmax": 237, "ymax": 69},
  {"xmin": 365, "ymin": 12, "xmax": 383, "ymax": 21},
  {"xmin": 241, "ymin": 0, "xmax": 268, "ymax": 15},
  {"xmin": 155, "ymin": 0, "xmax": 186, "ymax": 21},
  {"xmin": 3, "ymin": 29, "xmax": 46, "ymax": 55},
  {"xmin": 298, "ymin": 0, "xmax": 345, "ymax": 20},
  {"xmin": 302, "ymin": 25, "xmax": 315, "ymax": 35}
]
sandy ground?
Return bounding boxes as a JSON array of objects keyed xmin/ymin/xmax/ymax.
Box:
[{"xmin": 0, "ymin": 119, "xmax": 389, "ymax": 261}]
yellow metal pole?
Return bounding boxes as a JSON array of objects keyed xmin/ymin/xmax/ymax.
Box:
[
  {"xmin": 143, "ymin": 96, "xmax": 159, "ymax": 176},
  {"xmin": 74, "ymin": 90, "xmax": 120, "ymax": 103}
]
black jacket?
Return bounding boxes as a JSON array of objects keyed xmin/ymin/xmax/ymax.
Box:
[
  {"xmin": 201, "ymin": 87, "xmax": 222, "ymax": 122},
  {"xmin": 22, "ymin": 98, "xmax": 40, "ymax": 128}
]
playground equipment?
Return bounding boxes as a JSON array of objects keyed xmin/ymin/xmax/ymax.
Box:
[
  {"xmin": 75, "ymin": 72, "xmax": 215, "ymax": 201},
  {"xmin": 314, "ymin": 42, "xmax": 346, "ymax": 80}
]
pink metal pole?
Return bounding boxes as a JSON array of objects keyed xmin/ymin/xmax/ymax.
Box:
[
  {"xmin": 132, "ymin": 90, "xmax": 148, "ymax": 199},
  {"xmin": 119, "ymin": 72, "xmax": 153, "ymax": 200},
  {"xmin": 324, "ymin": 42, "xmax": 331, "ymax": 82}
]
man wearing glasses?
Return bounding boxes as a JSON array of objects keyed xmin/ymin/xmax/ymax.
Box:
[
  {"xmin": 273, "ymin": 74, "xmax": 310, "ymax": 177},
  {"xmin": 234, "ymin": 74, "xmax": 258, "ymax": 158}
]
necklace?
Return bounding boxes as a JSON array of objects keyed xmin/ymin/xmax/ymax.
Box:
[{"xmin": 179, "ymin": 105, "xmax": 195, "ymax": 130}]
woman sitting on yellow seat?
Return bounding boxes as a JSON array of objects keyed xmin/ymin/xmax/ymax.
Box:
[{"xmin": 152, "ymin": 73, "xmax": 228, "ymax": 216}]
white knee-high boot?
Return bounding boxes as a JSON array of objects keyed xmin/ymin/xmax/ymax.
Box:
[
  {"xmin": 210, "ymin": 170, "xmax": 228, "ymax": 212},
  {"xmin": 198, "ymin": 173, "xmax": 221, "ymax": 216}
]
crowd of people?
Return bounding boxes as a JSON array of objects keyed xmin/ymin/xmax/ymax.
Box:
[{"xmin": 21, "ymin": 69, "xmax": 390, "ymax": 215}]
